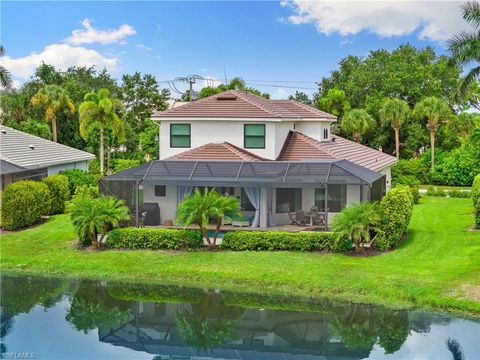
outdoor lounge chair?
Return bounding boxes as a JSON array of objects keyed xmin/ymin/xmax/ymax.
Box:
[{"xmin": 289, "ymin": 209, "xmax": 307, "ymax": 226}]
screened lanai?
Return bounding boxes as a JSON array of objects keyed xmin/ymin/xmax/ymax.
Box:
[{"xmin": 100, "ymin": 159, "xmax": 386, "ymax": 229}]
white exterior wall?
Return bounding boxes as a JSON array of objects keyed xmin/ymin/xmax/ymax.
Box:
[
  {"xmin": 295, "ymin": 121, "xmax": 332, "ymax": 142},
  {"xmin": 160, "ymin": 120, "xmax": 279, "ymax": 160},
  {"xmin": 158, "ymin": 119, "xmax": 334, "ymax": 160},
  {"xmin": 47, "ymin": 160, "xmax": 89, "ymax": 175},
  {"xmin": 143, "ymin": 185, "xmax": 178, "ymax": 224}
]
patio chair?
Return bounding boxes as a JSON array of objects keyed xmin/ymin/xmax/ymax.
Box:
[{"xmin": 293, "ymin": 209, "xmax": 307, "ymax": 226}]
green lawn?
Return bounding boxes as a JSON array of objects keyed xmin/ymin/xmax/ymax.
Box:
[{"xmin": 1, "ymin": 197, "xmax": 479, "ymax": 314}]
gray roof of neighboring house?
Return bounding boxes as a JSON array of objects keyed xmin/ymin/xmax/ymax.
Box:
[
  {"xmin": 0, "ymin": 125, "xmax": 95, "ymax": 169},
  {"xmin": 0, "ymin": 159, "xmax": 26, "ymax": 175}
]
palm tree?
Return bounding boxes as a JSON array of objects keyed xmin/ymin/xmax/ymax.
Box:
[
  {"xmin": 414, "ymin": 97, "xmax": 452, "ymax": 170},
  {"xmin": 31, "ymin": 84, "xmax": 75, "ymax": 142},
  {"xmin": 341, "ymin": 109, "xmax": 375, "ymax": 143},
  {"xmin": 79, "ymin": 88, "xmax": 125, "ymax": 175},
  {"xmin": 176, "ymin": 188, "xmax": 241, "ymax": 248},
  {"xmin": 379, "ymin": 99, "xmax": 410, "ymax": 159},
  {"xmin": 68, "ymin": 194, "xmax": 129, "ymax": 248},
  {"xmin": 448, "ymin": 1, "xmax": 480, "ymax": 96},
  {"xmin": 331, "ymin": 202, "xmax": 380, "ymax": 253},
  {"xmin": 0, "ymin": 45, "xmax": 12, "ymax": 89}
]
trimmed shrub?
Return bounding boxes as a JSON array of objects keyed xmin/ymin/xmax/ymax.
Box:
[
  {"xmin": 432, "ymin": 147, "xmax": 480, "ymax": 187},
  {"xmin": 473, "ymin": 174, "xmax": 480, "ymax": 229},
  {"xmin": 1, "ymin": 181, "xmax": 51, "ymax": 230},
  {"xmin": 105, "ymin": 228, "xmax": 203, "ymax": 250},
  {"xmin": 220, "ymin": 231, "xmax": 348, "ymax": 252},
  {"xmin": 448, "ymin": 189, "xmax": 471, "ymax": 198},
  {"xmin": 43, "ymin": 174, "xmax": 70, "ymax": 214},
  {"xmin": 60, "ymin": 169, "xmax": 97, "ymax": 195},
  {"xmin": 426, "ymin": 186, "xmax": 446, "ymax": 197},
  {"xmin": 379, "ymin": 186, "xmax": 414, "ymax": 249}
]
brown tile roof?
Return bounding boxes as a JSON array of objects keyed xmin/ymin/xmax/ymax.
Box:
[
  {"xmin": 152, "ymin": 90, "xmax": 336, "ymax": 120},
  {"xmin": 277, "ymin": 131, "xmax": 397, "ymax": 171},
  {"xmin": 166, "ymin": 142, "xmax": 267, "ymax": 161}
]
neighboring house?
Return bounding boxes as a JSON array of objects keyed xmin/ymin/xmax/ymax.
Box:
[
  {"xmin": 102, "ymin": 90, "xmax": 397, "ymax": 228},
  {"xmin": 0, "ymin": 125, "xmax": 95, "ymax": 190}
]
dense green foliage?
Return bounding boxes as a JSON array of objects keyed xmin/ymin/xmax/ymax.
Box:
[
  {"xmin": 1, "ymin": 181, "xmax": 51, "ymax": 230},
  {"xmin": 43, "ymin": 174, "xmax": 70, "ymax": 214},
  {"xmin": 197, "ymin": 77, "xmax": 270, "ymax": 100},
  {"xmin": 1, "ymin": 198, "xmax": 479, "ymax": 314},
  {"xmin": 220, "ymin": 231, "xmax": 349, "ymax": 252},
  {"xmin": 331, "ymin": 202, "xmax": 380, "ymax": 252},
  {"xmin": 379, "ymin": 186, "xmax": 414, "ymax": 249},
  {"xmin": 68, "ymin": 195, "xmax": 130, "ymax": 247},
  {"xmin": 106, "ymin": 228, "xmax": 203, "ymax": 250},
  {"xmin": 59, "ymin": 169, "xmax": 97, "ymax": 195},
  {"xmin": 176, "ymin": 188, "xmax": 242, "ymax": 247},
  {"xmin": 472, "ymin": 174, "xmax": 480, "ymax": 228},
  {"xmin": 111, "ymin": 159, "xmax": 141, "ymax": 173}
]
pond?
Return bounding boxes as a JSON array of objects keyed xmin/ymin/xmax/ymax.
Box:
[{"xmin": 1, "ymin": 274, "xmax": 479, "ymax": 359}]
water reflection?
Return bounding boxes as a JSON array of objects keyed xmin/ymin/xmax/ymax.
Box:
[{"xmin": 1, "ymin": 274, "xmax": 479, "ymax": 359}]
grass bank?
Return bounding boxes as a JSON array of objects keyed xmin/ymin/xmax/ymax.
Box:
[{"xmin": 1, "ymin": 197, "xmax": 479, "ymax": 314}]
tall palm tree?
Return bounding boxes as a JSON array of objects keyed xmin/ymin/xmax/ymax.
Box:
[
  {"xmin": 0, "ymin": 45, "xmax": 12, "ymax": 89},
  {"xmin": 341, "ymin": 109, "xmax": 375, "ymax": 143},
  {"xmin": 79, "ymin": 88, "xmax": 125, "ymax": 175},
  {"xmin": 414, "ymin": 97, "xmax": 452, "ymax": 170},
  {"xmin": 31, "ymin": 84, "xmax": 75, "ymax": 142},
  {"xmin": 379, "ymin": 99, "xmax": 410, "ymax": 159},
  {"xmin": 211, "ymin": 194, "xmax": 242, "ymax": 244},
  {"xmin": 449, "ymin": 1, "xmax": 480, "ymax": 96}
]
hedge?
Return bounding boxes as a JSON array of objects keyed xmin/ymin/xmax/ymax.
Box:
[
  {"xmin": 379, "ymin": 185, "xmax": 414, "ymax": 249},
  {"xmin": 472, "ymin": 174, "xmax": 480, "ymax": 229},
  {"xmin": 105, "ymin": 228, "xmax": 203, "ymax": 250},
  {"xmin": 220, "ymin": 231, "xmax": 350, "ymax": 252},
  {"xmin": 43, "ymin": 174, "xmax": 70, "ymax": 214},
  {"xmin": 1, "ymin": 181, "xmax": 51, "ymax": 230},
  {"xmin": 59, "ymin": 169, "xmax": 97, "ymax": 196}
]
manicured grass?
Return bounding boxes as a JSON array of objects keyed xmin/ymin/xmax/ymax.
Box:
[{"xmin": 1, "ymin": 197, "xmax": 479, "ymax": 314}]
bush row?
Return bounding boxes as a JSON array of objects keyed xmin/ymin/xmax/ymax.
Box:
[
  {"xmin": 425, "ymin": 186, "xmax": 471, "ymax": 198},
  {"xmin": 378, "ymin": 185, "xmax": 414, "ymax": 250},
  {"xmin": 105, "ymin": 228, "xmax": 203, "ymax": 250},
  {"xmin": 220, "ymin": 231, "xmax": 350, "ymax": 252},
  {"xmin": 59, "ymin": 169, "xmax": 97, "ymax": 195},
  {"xmin": 473, "ymin": 174, "xmax": 480, "ymax": 229},
  {"xmin": 1, "ymin": 181, "xmax": 51, "ymax": 230},
  {"xmin": 43, "ymin": 174, "xmax": 70, "ymax": 214}
]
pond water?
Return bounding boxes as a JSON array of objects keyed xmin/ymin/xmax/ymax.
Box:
[{"xmin": 1, "ymin": 274, "xmax": 479, "ymax": 360}]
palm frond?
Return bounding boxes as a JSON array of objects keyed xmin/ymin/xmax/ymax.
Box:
[
  {"xmin": 462, "ymin": 1, "xmax": 480, "ymax": 28},
  {"xmin": 78, "ymin": 101, "xmax": 99, "ymax": 139},
  {"xmin": 459, "ymin": 65, "xmax": 480, "ymax": 97},
  {"xmin": 448, "ymin": 31, "xmax": 480, "ymax": 65}
]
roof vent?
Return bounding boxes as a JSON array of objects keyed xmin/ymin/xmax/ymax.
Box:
[
  {"xmin": 217, "ymin": 94, "xmax": 237, "ymax": 101},
  {"xmin": 1, "ymin": 129, "xmax": 6, "ymax": 134},
  {"xmin": 29, "ymin": 145, "xmax": 35, "ymax": 150},
  {"xmin": 331, "ymin": 137, "xmax": 336, "ymax": 142}
]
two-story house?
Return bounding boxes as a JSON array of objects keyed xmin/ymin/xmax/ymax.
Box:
[{"xmin": 101, "ymin": 90, "xmax": 397, "ymax": 228}]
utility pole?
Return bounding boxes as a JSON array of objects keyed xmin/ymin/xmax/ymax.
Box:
[{"xmin": 188, "ymin": 76, "xmax": 195, "ymax": 102}]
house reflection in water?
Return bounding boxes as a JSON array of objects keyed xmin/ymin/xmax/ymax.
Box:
[{"xmin": 98, "ymin": 300, "xmax": 369, "ymax": 359}]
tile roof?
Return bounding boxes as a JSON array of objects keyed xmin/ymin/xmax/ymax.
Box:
[
  {"xmin": 277, "ymin": 131, "xmax": 397, "ymax": 171},
  {"xmin": 152, "ymin": 90, "xmax": 336, "ymax": 120},
  {"xmin": 0, "ymin": 125, "xmax": 95, "ymax": 169},
  {"xmin": 166, "ymin": 142, "xmax": 267, "ymax": 161}
]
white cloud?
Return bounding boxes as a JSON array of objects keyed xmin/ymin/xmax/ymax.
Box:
[
  {"xmin": 281, "ymin": 0, "xmax": 474, "ymax": 42},
  {"xmin": 273, "ymin": 87, "xmax": 292, "ymax": 99},
  {"xmin": 65, "ymin": 18, "xmax": 136, "ymax": 45},
  {"xmin": 136, "ymin": 44, "xmax": 153, "ymax": 51},
  {"xmin": 0, "ymin": 43, "xmax": 118, "ymax": 79}
]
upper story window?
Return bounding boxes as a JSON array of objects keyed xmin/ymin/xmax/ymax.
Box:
[
  {"xmin": 323, "ymin": 128, "xmax": 329, "ymax": 140},
  {"xmin": 244, "ymin": 124, "xmax": 265, "ymax": 149},
  {"xmin": 170, "ymin": 124, "xmax": 191, "ymax": 148}
]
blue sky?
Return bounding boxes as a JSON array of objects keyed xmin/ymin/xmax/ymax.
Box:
[{"xmin": 1, "ymin": 1, "xmax": 471, "ymax": 98}]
